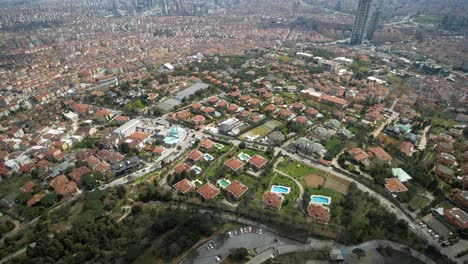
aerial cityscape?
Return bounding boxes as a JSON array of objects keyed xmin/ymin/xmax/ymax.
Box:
[{"xmin": 0, "ymin": 0, "xmax": 467, "ymax": 263}]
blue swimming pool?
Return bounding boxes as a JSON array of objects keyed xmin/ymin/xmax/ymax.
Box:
[
  {"xmin": 271, "ymin": 185, "xmax": 291, "ymax": 194},
  {"xmin": 310, "ymin": 195, "xmax": 331, "ymax": 205},
  {"xmin": 204, "ymin": 153, "xmax": 214, "ymax": 161}
]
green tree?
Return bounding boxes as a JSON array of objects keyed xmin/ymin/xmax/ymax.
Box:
[
  {"xmin": 352, "ymin": 248, "xmax": 366, "ymax": 259},
  {"xmin": 230, "ymin": 247, "xmax": 249, "ymax": 260}
]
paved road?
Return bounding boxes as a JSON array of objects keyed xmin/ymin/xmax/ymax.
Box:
[{"xmin": 417, "ymin": 125, "xmax": 431, "ymax": 151}]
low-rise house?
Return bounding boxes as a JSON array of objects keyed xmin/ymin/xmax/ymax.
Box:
[
  {"xmin": 444, "ymin": 207, "xmax": 468, "ymax": 230},
  {"xmin": 197, "ymin": 183, "xmax": 220, "ymax": 200},
  {"xmin": 263, "ymin": 191, "xmax": 284, "ymax": 211},
  {"xmin": 294, "ymin": 138, "xmax": 327, "ymax": 157},
  {"xmin": 435, "ymin": 164, "xmax": 454, "ymax": 180},
  {"xmin": 187, "ymin": 149, "xmax": 204, "ymax": 163},
  {"xmin": 399, "ymin": 141, "xmax": 414, "ymax": 157},
  {"xmin": 174, "ymin": 163, "xmax": 192, "ymax": 174},
  {"xmin": 368, "ymin": 146, "xmax": 393, "ymax": 165},
  {"xmin": 454, "ymin": 190, "xmax": 468, "ymax": 209},
  {"xmin": 68, "ymin": 166, "xmax": 91, "ymax": 184},
  {"xmin": 248, "ymin": 155, "xmax": 268, "ymax": 171},
  {"xmin": 20, "ymin": 181, "xmax": 35, "ymax": 193},
  {"xmin": 49, "ymin": 174, "xmax": 78, "ymax": 196},
  {"xmin": 199, "ymin": 138, "xmax": 216, "ymax": 151},
  {"xmin": 438, "ymin": 153, "xmax": 457, "ymax": 167},
  {"xmin": 173, "ymin": 178, "xmax": 195, "ymax": 194},
  {"xmin": 267, "ymin": 131, "xmax": 285, "ymax": 145},
  {"xmin": 27, "ymin": 193, "xmax": 45, "ymax": 207},
  {"xmin": 225, "ymin": 181, "xmax": 249, "ymax": 200},
  {"xmin": 385, "ymin": 178, "xmax": 408, "ymax": 194},
  {"xmin": 347, "ymin": 148, "xmax": 370, "ymax": 166},
  {"xmin": 224, "ymin": 157, "xmax": 245, "ymax": 172},
  {"xmin": 279, "ymin": 108, "xmax": 293, "ymax": 120},
  {"xmin": 307, "ymin": 204, "xmax": 330, "ymax": 223},
  {"xmin": 437, "ymin": 142, "xmax": 454, "ymax": 153}
]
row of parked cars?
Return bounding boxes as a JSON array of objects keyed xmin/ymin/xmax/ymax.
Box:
[
  {"xmin": 227, "ymin": 226, "xmax": 263, "ymax": 237},
  {"xmin": 415, "ymin": 220, "xmax": 452, "ymax": 246}
]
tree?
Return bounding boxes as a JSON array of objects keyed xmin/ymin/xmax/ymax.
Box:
[
  {"xmin": 239, "ymin": 142, "xmax": 246, "ymax": 149},
  {"xmin": 352, "ymin": 248, "xmax": 366, "ymax": 259},
  {"xmin": 116, "ymin": 185, "xmax": 126, "ymax": 199},
  {"xmin": 41, "ymin": 193, "xmax": 58, "ymax": 207},
  {"xmin": 120, "ymin": 143, "xmax": 131, "ymax": 154},
  {"xmin": 82, "ymin": 173, "xmax": 99, "ymax": 191},
  {"xmin": 230, "ymin": 247, "xmax": 249, "ymax": 260}
]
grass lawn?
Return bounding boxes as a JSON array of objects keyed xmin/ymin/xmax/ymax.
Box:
[
  {"xmin": 271, "ymin": 174, "xmax": 300, "ymax": 200},
  {"xmin": 239, "ymin": 120, "xmax": 282, "ymax": 140},
  {"xmin": 277, "ymin": 158, "xmax": 327, "ymax": 179},
  {"xmin": 0, "ymin": 176, "xmax": 30, "ymax": 199},
  {"xmin": 307, "ymin": 188, "xmax": 344, "ymax": 205},
  {"xmin": 325, "ymin": 138, "xmax": 341, "ymax": 150},
  {"xmin": 409, "ymin": 195, "xmax": 430, "ymax": 210}
]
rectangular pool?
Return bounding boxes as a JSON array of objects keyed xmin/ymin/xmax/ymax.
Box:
[
  {"xmin": 310, "ymin": 195, "xmax": 331, "ymax": 205},
  {"xmin": 271, "ymin": 185, "xmax": 291, "ymax": 194}
]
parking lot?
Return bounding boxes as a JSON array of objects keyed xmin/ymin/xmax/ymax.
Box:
[{"xmin": 190, "ymin": 227, "xmax": 301, "ymax": 264}]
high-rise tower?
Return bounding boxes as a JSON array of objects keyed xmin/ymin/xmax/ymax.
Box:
[
  {"xmin": 350, "ymin": 0, "xmax": 372, "ymax": 45},
  {"xmin": 366, "ymin": 8, "xmax": 382, "ymax": 41}
]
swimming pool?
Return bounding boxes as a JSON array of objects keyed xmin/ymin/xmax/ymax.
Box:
[
  {"xmin": 218, "ymin": 179, "xmax": 231, "ymax": 189},
  {"xmin": 238, "ymin": 152, "xmax": 251, "ymax": 161},
  {"xmin": 310, "ymin": 195, "xmax": 331, "ymax": 205},
  {"xmin": 204, "ymin": 153, "xmax": 214, "ymax": 161},
  {"xmin": 215, "ymin": 143, "xmax": 224, "ymax": 149},
  {"xmin": 192, "ymin": 166, "xmax": 202, "ymax": 175},
  {"xmin": 271, "ymin": 185, "xmax": 291, "ymax": 194}
]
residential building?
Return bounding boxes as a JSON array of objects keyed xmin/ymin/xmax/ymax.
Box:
[
  {"xmin": 197, "ymin": 183, "xmax": 220, "ymax": 200},
  {"xmin": 385, "ymin": 178, "xmax": 408, "ymax": 194},
  {"xmin": 248, "ymin": 155, "xmax": 268, "ymax": 171},
  {"xmin": 225, "ymin": 181, "xmax": 249, "ymax": 200},
  {"xmin": 444, "ymin": 207, "xmax": 468, "ymax": 229},
  {"xmin": 173, "ymin": 178, "xmax": 195, "ymax": 194},
  {"xmin": 368, "ymin": 146, "xmax": 392, "ymax": 164},
  {"xmin": 224, "ymin": 157, "xmax": 245, "ymax": 172},
  {"xmin": 307, "ymin": 204, "xmax": 330, "ymax": 223},
  {"xmin": 263, "ymin": 191, "xmax": 284, "ymax": 211}
]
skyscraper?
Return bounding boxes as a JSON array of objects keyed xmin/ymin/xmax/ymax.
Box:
[
  {"xmin": 366, "ymin": 8, "xmax": 382, "ymax": 41},
  {"xmin": 350, "ymin": 0, "xmax": 372, "ymax": 45}
]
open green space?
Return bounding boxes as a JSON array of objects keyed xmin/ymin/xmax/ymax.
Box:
[
  {"xmin": 408, "ymin": 194, "xmax": 430, "ymax": 210},
  {"xmin": 277, "ymin": 158, "xmax": 327, "ymax": 179},
  {"xmin": 239, "ymin": 120, "xmax": 283, "ymax": 140},
  {"xmin": 0, "ymin": 176, "xmax": 30, "ymax": 199}
]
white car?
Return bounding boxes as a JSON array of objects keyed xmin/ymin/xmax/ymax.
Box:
[{"xmin": 214, "ymin": 256, "xmax": 221, "ymax": 262}]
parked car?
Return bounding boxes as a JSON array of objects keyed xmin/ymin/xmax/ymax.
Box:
[
  {"xmin": 214, "ymin": 256, "xmax": 221, "ymax": 262},
  {"xmin": 228, "ymin": 231, "xmax": 233, "ymax": 238}
]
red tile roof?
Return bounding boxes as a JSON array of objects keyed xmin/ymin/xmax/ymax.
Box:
[
  {"xmin": 173, "ymin": 178, "xmax": 195, "ymax": 194},
  {"xmin": 188, "ymin": 149, "xmax": 204, "ymax": 161},
  {"xmin": 226, "ymin": 181, "xmax": 249, "ymax": 199},
  {"xmin": 50, "ymin": 174, "xmax": 78, "ymax": 196},
  {"xmin": 197, "ymin": 183, "xmax": 220, "ymax": 200},
  {"xmin": 68, "ymin": 166, "xmax": 91, "ymax": 183},
  {"xmin": 307, "ymin": 204, "xmax": 330, "ymax": 223},
  {"xmin": 225, "ymin": 157, "xmax": 245, "ymax": 171},
  {"xmin": 200, "ymin": 138, "xmax": 215, "ymax": 150},
  {"xmin": 248, "ymin": 155, "xmax": 268, "ymax": 169},
  {"xmin": 385, "ymin": 178, "xmax": 408, "ymax": 193},
  {"xmin": 368, "ymin": 147, "xmax": 392, "ymax": 163},
  {"xmin": 263, "ymin": 191, "xmax": 283, "ymax": 210},
  {"xmin": 174, "ymin": 163, "xmax": 192, "ymax": 174},
  {"xmin": 27, "ymin": 193, "xmax": 45, "ymax": 206},
  {"xmin": 20, "ymin": 181, "xmax": 35, "ymax": 193}
]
